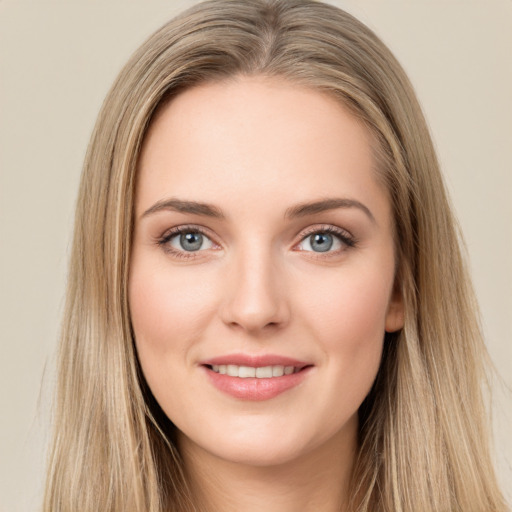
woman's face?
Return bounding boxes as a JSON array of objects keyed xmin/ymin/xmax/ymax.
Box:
[{"xmin": 129, "ymin": 76, "xmax": 403, "ymax": 467}]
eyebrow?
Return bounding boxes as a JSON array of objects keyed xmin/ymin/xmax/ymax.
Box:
[
  {"xmin": 284, "ymin": 198, "xmax": 375, "ymax": 223},
  {"xmin": 141, "ymin": 197, "xmax": 375, "ymax": 223},
  {"xmin": 141, "ymin": 198, "xmax": 225, "ymax": 219}
]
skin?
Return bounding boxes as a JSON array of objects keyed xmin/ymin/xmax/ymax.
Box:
[{"xmin": 129, "ymin": 76, "xmax": 404, "ymax": 511}]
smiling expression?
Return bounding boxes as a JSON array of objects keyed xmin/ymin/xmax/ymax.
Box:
[{"xmin": 129, "ymin": 76, "xmax": 403, "ymax": 467}]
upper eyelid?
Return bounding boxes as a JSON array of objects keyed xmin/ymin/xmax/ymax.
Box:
[
  {"xmin": 161, "ymin": 224, "xmax": 215, "ymax": 240},
  {"xmin": 298, "ymin": 224, "xmax": 353, "ymax": 237}
]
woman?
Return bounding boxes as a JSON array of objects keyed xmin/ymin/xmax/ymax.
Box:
[{"xmin": 43, "ymin": 0, "xmax": 508, "ymax": 510}]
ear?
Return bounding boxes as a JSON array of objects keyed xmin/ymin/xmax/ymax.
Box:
[{"xmin": 385, "ymin": 281, "xmax": 404, "ymax": 333}]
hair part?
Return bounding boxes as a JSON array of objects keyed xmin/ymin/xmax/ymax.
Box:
[{"xmin": 44, "ymin": 1, "xmax": 507, "ymax": 511}]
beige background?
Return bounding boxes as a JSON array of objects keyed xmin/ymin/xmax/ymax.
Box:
[{"xmin": 1, "ymin": 1, "xmax": 511, "ymax": 510}]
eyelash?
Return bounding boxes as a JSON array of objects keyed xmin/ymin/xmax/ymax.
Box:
[
  {"xmin": 156, "ymin": 224, "xmax": 357, "ymax": 260},
  {"xmin": 298, "ymin": 225, "xmax": 357, "ymax": 256},
  {"xmin": 157, "ymin": 225, "xmax": 214, "ymax": 260}
]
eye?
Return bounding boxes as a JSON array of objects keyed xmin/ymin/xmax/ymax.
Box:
[
  {"xmin": 158, "ymin": 226, "xmax": 216, "ymax": 258},
  {"xmin": 296, "ymin": 226, "xmax": 355, "ymax": 255},
  {"xmin": 170, "ymin": 231, "xmax": 213, "ymax": 252}
]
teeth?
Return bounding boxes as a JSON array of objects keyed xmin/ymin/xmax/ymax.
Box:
[
  {"xmin": 255, "ymin": 366, "xmax": 272, "ymax": 378},
  {"xmin": 210, "ymin": 364, "xmax": 298, "ymax": 378},
  {"xmin": 227, "ymin": 364, "xmax": 238, "ymax": 377},
  {"xmin": 239, "ymin": 366, "xmax": 256, "ymax": 378},
  {"xmin": 272, "ymin": 365, "xmax": 284, "ymax": 377}
]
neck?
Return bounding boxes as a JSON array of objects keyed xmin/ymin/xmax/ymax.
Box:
[{"xmin": 177, "ymin": 419, "xmax": 357, "ymax": 512}]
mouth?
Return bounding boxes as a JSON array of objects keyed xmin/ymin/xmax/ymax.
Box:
[{"xmin": 201, "ymin": 356, "xmax": 313, "ymax": 401}]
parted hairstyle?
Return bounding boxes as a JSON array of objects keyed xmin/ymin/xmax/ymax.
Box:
[{"xmin": 44, "ymin": 1, "xmax": 508, "ymax": 511}]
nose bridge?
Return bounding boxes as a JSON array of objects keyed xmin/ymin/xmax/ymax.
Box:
[{"xmin": 220, "ymin": 240, "xmax": 289, "ymax": 333}]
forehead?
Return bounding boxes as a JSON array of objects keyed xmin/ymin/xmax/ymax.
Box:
[{"xmin": 136, "ymin": 76, "xmax": 389, "ymax": 223}]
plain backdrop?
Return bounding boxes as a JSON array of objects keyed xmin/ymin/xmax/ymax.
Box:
[{"xmin": 1, "ymin": 1, "xmax": 511, "ymax": 510}]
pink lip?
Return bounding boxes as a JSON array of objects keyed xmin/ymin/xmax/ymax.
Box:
[{"xmin": 200, "ymin": 353, "xmax": 313, "ymax": 401}]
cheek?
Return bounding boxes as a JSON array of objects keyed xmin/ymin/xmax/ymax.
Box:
[
  {"xmin": 128, "ymin": 260, "xmax": 222, "ymax": 425},
  {"xmin": 297, "ymin": 261, "xmax": 393, "ymax": 396},
  {"xmin": 303, "ymin": 265, "xmax": 392, "ymax": 346},
  {"xmin": 128, "ymin": 259, "xmax": 219, "ymax": 378}
]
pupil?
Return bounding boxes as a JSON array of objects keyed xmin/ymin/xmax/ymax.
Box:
[
  {"xmin": 311, "ymin": 233, "xmax": 333, "ymax": 252},
  {"xmin": 180, "ymin": 232, "xmax": 203, "ymax": 251}
]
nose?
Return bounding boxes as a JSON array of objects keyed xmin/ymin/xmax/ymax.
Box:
[{"xmin": 219, "ymin": 245, "xmax": 290, "ymax": 334}]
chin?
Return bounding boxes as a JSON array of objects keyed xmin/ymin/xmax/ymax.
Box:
[
  {"xmin": 177, "ymin": 415, "xmax": 353, "ymax": 470},
  {"xmin": 207, "ymin": 437, "xmax": 312, "ymax": 468}
]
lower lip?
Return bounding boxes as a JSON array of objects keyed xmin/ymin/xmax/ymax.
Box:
[{"xmin": 203, "ymin": 366, "xmax": 312, "ymax": 401}]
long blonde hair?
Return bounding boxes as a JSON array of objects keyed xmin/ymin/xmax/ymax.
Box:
[{"xmin": 44, "ymin": 1, "xmax": 508, "ymax": 510}]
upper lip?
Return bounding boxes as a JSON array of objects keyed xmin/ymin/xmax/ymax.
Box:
[{"xmin": 201, "ymin": 353, "xmax": 311, "ymax": 369}]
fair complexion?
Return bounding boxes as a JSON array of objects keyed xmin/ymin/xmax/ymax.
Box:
[{"xmin": 129, "ymin": 76, "xmax": 403, "ymax": 512}]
